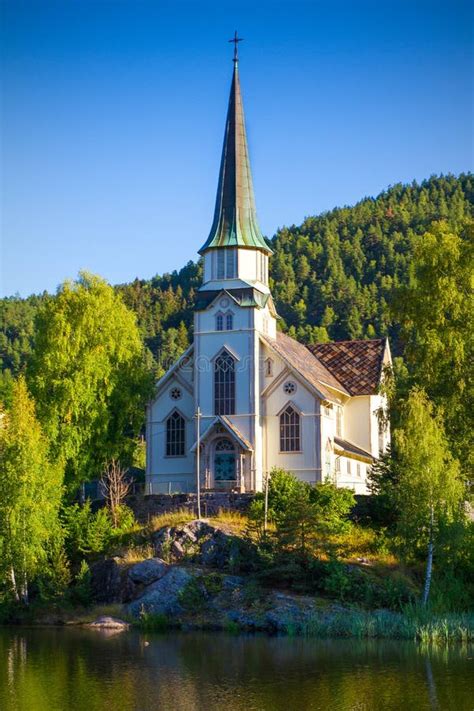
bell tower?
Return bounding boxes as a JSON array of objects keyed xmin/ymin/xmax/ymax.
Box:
[{"xmin": 193, "ymin": 36, "xmax": 275, "ymax": 492}]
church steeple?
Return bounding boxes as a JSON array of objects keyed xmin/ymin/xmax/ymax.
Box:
[{"xmin": 199, "ymin": 38, "xmax": 272, "ymax": 255}]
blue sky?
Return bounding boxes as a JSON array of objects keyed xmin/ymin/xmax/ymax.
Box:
[{"xmin": 1, "ymin": 0, "xmax": 473, "ymax": 297}]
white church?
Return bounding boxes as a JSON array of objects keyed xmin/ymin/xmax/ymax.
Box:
[{"xmin": 146, "ymin": 46, "xmax": 391, "ymax": 496}]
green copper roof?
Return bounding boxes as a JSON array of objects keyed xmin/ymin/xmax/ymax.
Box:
[{"xmin": 199, "ymin": 62, "xmax": 272, "ymax": 255}]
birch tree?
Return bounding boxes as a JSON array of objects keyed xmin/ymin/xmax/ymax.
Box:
[
  {"xmin": 28, "ymin": 272, "xmax": 153, "ymax": 493},
  {"xmin": 0, "ymin": 377, "xmax": 63, "ymax": 604},
  {"xmin": 393, "ymin": 387, "xmax": 464, "ymax": 605}
]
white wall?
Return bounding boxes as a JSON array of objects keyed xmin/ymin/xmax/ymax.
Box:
[
  {"xmin": 147, "ymin": 371, "xmax": 195, "ymax": 492},
  {"xmin": 201, "ymin": 248, "xmax": 269, "ymax": 290},
  {"xmin": 344, "ymin": 396, "xmax": 371, "ymax": 453},
  {"xmin": 262, "ymin": 347, "xmax": 320, "ymax": 485},
  {"xmin": 335, "ymin": 456, "xmax": 369, "ymax": 495}
]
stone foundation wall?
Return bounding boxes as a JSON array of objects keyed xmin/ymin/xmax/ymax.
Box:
[{"xmin": 126, "ymin": 492, "xmax": 255, "ymax": 524}]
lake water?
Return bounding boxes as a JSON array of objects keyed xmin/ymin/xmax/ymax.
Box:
[{"xmin": 0, "ymin": 627, "xmax": 472, "ymax": 711}]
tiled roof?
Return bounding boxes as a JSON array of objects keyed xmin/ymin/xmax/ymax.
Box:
[
  {"xmin": 334, "ymin": 436, "xmax": 374, "ymax": 461},
  {"xmin": 307, "ymin": 339, "xmax": 386, "ymax": 395},
  {"xmin": 265, "ymin": 332, "xmax": 349, "ymax": 399}
]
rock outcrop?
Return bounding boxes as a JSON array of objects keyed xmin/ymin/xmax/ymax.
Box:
[
  {"xmin": 127, "ymin": 567, "xmax": 193, "ymax": 618},
  {"xmin": 128, "ymin": 558, "xmax": 169, "ymax": 586}
]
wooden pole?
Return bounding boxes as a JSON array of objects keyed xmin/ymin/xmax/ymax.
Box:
[
  {"xmin": 264, "ymin": 471, "xmax": 269, "ymax": 535},
  {"xmin": 196, "ymin": 406, "xmax": 202, "ymax": 520}
]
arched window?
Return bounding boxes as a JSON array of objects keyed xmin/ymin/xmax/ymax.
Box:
[
  {"xmin": 216, "ymin": 314, "xmax": 223, "ymax": 331},
  {"xmin": 225, "ymin": 312, "xmax": 233, "ymax": 330},
  {"xmin": 279, "ymin": 405, "xmax": 301, "ymax": 452},
  {"xmin": 166, "ymin": 411, "xmax": 185, "ymax": 456},
  {"xmin": 214, "ymin": 351, "xmax": 235, "ymax": 415},
  {"xmin": 265, "ymin": 357, "xmax": 273, "ymax": 377}
]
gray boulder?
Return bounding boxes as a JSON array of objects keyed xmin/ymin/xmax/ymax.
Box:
[
  {"xmin": 128, "ymin": 558, "xmax": 169, "ymax": 586},
  {"xmin": 127, "ymin": 567, "xmax": 193, "ymax": 618},
  {"xmin": 85, "ymin": 616, "xmax": 130, "ymax": 631}
]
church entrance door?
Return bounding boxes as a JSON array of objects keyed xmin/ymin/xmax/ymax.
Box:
[{"xmin": 213, "ymin": 438, "xmax": 236, "ymax": 489}]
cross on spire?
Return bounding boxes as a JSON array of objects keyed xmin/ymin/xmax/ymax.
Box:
[{"xmin": 228, "ymin": 31, "xmax": 243, "ymax": 63}]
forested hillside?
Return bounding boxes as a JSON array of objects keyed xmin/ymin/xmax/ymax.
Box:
[
  {"xmin": 2, "ymin": 174, "xmax": 472, "ymax": 389},
  {"xmin": 1, "ymin": 174, "xmax": 472, "ymax": 615}
]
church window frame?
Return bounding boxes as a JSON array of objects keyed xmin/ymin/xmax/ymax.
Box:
[
  {"xmin": 217, "ymin": 251, "xmax": 225, "ymax": 279},
  {"xmin": 226, "ymin": 249, "xmax": 237, "ymax": 278},
  {"xmin": 216, "ymin": 313, "xmax": 224, "ymax": 331},
  {"xmin": 265, "ymin": 357, "xmax": 273, "ymax": 377},
  {"xmin": 165, "ymin": 410, "xmax": 186, "ymax": 457},
  {"xmin": 283, "ymin": 381, "xmax": 297, "ymax": 396},
  {"xmin": 279, "ymin": 404, "xmax": 301, "ymax": 453},
  {"xmin": 215, "ymin": 249, "xmax": 237, "ymax": 280},
  {"xmin": 225, "ymin": 312, "xmax": 234, "ymax": 331},
  {"xmin": 169, "ymin": 387, "xmax": 182, "ymax": 401},
  {"xmin": 325, "ymin": 439, "xmax": 332, "ymax": 476},
  {"xmin": 214, "ymin": 350, "xmax": 236, "ymax": 415}
]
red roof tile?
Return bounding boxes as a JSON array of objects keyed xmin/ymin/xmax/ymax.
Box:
[
  {"xmin": 307, "ymin": 339, "xmax": 386, "ymax": 395},
  {"xmin": 265, "ymin": 332, "xmax": 349, "ymax": 398}
]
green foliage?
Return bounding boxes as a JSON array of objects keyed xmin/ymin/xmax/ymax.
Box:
[
  {"xmin": 36, "ymin": 544, "xmax": 72, "ymax": 602},
  {"xmin": 392, "ymin": 220, "xmax": 474, "ymax": 469},
  {"xmin": 321, "ymin": 559, "xmax": 414, "ymax": 610},
  {"xmin": 70, "ymin": 560, "xmax": 92, "ymax": 607},
  {"xmin": 276, "ymin": 489, "xmax": 324, "ymax": 565},
  {"xmin": 392, "ymin": 387, "xmax": 465, "ymax": 560},
  {"xmin": 137, "ymin": 610, "xmax": 171, "ymax": 631},
  {"xmin": 27, "ymin": 272, "xmax": 154, "ymax": 492},
  {"xmin": 255, "ymin": 467, "xmax": 308, "ymax": 524},
  {"xmin": 178, "ymin": 577, "xmax": 209, "ymax": 612},
  {"xmin": 0, "ymin": 376, "xmax": 63, "ymax": 603},
  {"xmin": 62, "ymin": 502, "xmax": 114, "ymax": 559},
  {"xmin": 308, "ymin": 480, "xmax": 355, "ymax": 534}
]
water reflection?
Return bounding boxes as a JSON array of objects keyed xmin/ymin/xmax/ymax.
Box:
[{"xmin": 0, "ymin": 628, "xmax": 472, "ymax": 711}]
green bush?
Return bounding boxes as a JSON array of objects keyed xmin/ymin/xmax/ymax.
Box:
[
  {"xmin": 70, "ymin": 560, "xmax": 92, "ymax": 606},
  {"xmin": 36, "ymin": 544, "xmax": 72, "ymax": 601},
  {"xmin": 322, "ymin": 559, "xmax": 352, "ymax": 601},
  {"xmin": 63, "ymin": 502, "xmax": 113, "ymax": 559},
  {"xmin": 178, "ymin": 577, "xmax": 209, "ymax": 612},
  {"xmin": 309, "ymin": 481, "xmax": 355, "ymax": 534}
]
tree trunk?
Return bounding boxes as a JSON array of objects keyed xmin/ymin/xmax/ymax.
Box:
[
  {"xmin": 9, "ymin": 568, "xmax": 19, "ymax": 603},
  {"xmin": 20, "ymin": 571, "xmax": 29, "ymax": 606},
  {"xmin": 422, "ymin": 506, "xmax": 434, "ymax": 607}
]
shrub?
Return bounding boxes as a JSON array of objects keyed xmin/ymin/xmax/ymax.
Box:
[
  {"xmin": 70, "ymin": 560, "xmax": 92, "ymax": 606},
  {"xmin": 63, "ymin": 502, "xmax": 113, "ymax": 559},
  {"xmin": 322, "ymin": 559, "xmax": 352, "ymax": 601},
  {"xmin": 37, "ymin": 544, "xmax": 72, "ymax": 601},
  {"xmin": 309, "ymin": 481, "xmax": 355, "ymax": 534},
  {"xmin": 178, "ymin": 577, "xmax": 209, "ymax": 612}
]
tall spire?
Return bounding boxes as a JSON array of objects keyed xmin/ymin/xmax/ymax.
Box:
[{"xmin": 199, "ymin": 37, "xmax": 272, "ymax": 255}]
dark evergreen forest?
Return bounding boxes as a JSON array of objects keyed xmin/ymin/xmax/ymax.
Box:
[{"xmin": 2, "ymin": 173, "xmax": 472, "ymax": 391}]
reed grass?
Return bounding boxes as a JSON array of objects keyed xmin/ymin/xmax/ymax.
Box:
[{"xmin": 290, "ymin": 608, "xmax": 474, "ymax": 642}]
